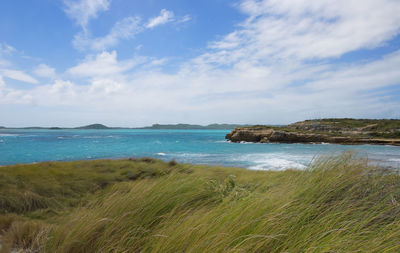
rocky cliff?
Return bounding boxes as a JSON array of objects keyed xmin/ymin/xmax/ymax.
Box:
[{"xmin": 226, "ymin": 119, "xmax": 400, "ymax": 146}]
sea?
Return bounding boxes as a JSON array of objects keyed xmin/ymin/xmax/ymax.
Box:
[{"xmin": 1, "ymin": 129, "xmax": 399, "ymax": 170}]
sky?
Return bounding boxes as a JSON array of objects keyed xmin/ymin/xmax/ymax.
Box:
[{"xmin": 0, "ymin": 0, "xmax": 400, "ymax": 127}]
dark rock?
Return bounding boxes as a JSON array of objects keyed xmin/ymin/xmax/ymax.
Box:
[
  {"xmin": 226, "ymin": 128, "xmax": 400, "ymax": 146},
  {"xmin": 226, "ymin": 128, "xmax": 273, "ymax": 142}
]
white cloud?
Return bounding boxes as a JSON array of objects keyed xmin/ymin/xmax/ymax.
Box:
[
  {"xmin": 305, "ymin": 51, "xmax": 400, "ymax": 93},
  {"xmin": 0, "ymin": 43, "xmax": 15, "ymax": 67},
  {"xmin": 209, "ymin": 32, "xmax": 241, "ymax": 50},
  {"xmin": 1, "ymin": 69, "xmax": 38, "ymax": 84},
  {"xmin": 74, "ymin": 9, "xmax": 184, "ymax": 51},
  {"xmin": 0, "ymin": 75, "xmax": 4, "ymax": 90},
  {"xmin": 0, "ymin": 45, "xmax": 40, "ymax": 85},
  {"xmin": 0, "ymin": 43, "xmax": 15, "ymax": 55},
  {"xmin": 178, "ymin": 15, "xmax": 192, "ymax": 24},
  {"xmin": 64, "ymin": 0, "xmax": 138, "ymax": 52},
  {"xmin": 147, "ymin": 58, "xmax": 168, "ymax": 67},
  {"xmin": 33, "ymin": 64, "xmax": 56, "ymax": 78},
  {"xmin": 63, "ymin": 0, "xmax": 110, "ymax": 30},
  {"xmin": 146, "ymin": 9, "xmax": 175, "ymax": 28},
  {"xmin": 228, "ymin": 0, "xmax": 400, "ymax": 60},
  {"xmin": 5, "ymin": 48, "xmax": 400, "ymax": 124},
  {"xmin": 0, "ymin": 59, "xmax": 9, "ymax": 67},
  {"xmin": 88, "ymin": 78, "xmax": 123, "ymax": 95},
  {"xmin": 67, "ymin": 51, "xmax": 142, "ymax": 77},
  {"xmin": 3, "ymin": 0, "xmax": 400, "ymax": 125},
  {"xmin": 73, "ymin": 16, "xmax": 142, "ymax": 51},
  {"xmin": 65, "ymin": 3, "xmax": 188, "ymax": 52},
  {"xmin": 62, "ymin": 0, "xmax": 400, "ymax": 123}
]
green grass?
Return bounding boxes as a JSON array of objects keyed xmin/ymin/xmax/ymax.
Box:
[
  {"xmin": 0, "ymin": 158, "xmax": 186, "ymax": 215},
  {"xmin": 1, "ymin": 154, "xmax": 400, "ymax": 252},
  {"xmin": 245, "ymin": 118, "xmax": 400, "ymax": 139},
  {"xmin": 302, "ymin": 118, "xmax": 400, "ymax": 131}
]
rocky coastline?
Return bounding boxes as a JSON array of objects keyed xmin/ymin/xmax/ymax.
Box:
[{"xmin": 226, "ymin": 119, "xmax": 400, "ymax": 146}]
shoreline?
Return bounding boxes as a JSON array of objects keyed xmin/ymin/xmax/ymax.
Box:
[
  {"xmin": 1, "ymin": 151, "xmax": 399, "ymax": 170},
  {"xmin": 226, "ymin": 128, "xmax": 400, "ymax": 146}
]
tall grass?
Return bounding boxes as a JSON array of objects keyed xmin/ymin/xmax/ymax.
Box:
[
  {"xmin": 0, "ymin": 158, "xmax": 186, "ymax": 214},
  {"xmin": 1, "ymin": 153, "xmax": 400, "ymax": 252}
]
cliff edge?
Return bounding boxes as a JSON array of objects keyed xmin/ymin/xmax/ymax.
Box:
[{"xmin": 226, "ymin": 119, "xmax": 400, "ymax": 146}]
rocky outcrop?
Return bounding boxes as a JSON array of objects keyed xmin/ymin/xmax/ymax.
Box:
[
  {"xmin": 226, "ymin": 128, "xmax": 400, "ymax": 146},
  {"xmin": 225, "ymin": 128, "xmax": 274, "ymax": 142}
]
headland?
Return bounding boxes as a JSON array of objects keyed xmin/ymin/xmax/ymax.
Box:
[{"xmin": 226, "ymin": 118, "xmax": 400, "ymax": 146}]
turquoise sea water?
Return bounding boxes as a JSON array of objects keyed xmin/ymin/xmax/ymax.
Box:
[{"xmin": 1, "ymin": 129, "xmax": 399, "ymax": 170}]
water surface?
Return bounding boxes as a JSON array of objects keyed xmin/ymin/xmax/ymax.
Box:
[{"xmin": 1, "ymin": 129, "xmax": 399, "ymax": 170}]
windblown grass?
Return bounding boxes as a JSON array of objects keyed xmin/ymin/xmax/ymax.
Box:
[
  {"xmin": 0, "ymin": 158, "xmax": 185, "ymax": 214},
  {"xmin": 1, "ymin": 153, "xmax": 400, "ymax": 252}
]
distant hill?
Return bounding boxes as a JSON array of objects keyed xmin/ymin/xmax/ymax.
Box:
[
  {"xmin": 76, "ymin": 124, "xmax": 110, "ymax": 129},
  {"xmin": 141, "ymin": 124, "xmax": 248, "ymax": 130},
  {"xmin": 0, "ymin": 123, "xmax": 247, "ymax": 130}
]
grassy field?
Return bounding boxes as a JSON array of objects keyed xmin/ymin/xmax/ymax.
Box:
[{"xmin": 1, "ymin": 154, "xmax": 400, "ymax": 252}]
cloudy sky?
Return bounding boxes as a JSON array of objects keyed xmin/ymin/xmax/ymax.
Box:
[{"xmin": 1, "ymin": 0, "xmax": 400, "ymax": 127}]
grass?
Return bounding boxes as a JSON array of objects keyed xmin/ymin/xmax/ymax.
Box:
[
  {"xmin": 243, "ymin": 118, "xmax": 400, "ymax": 139},
  {"xmin": 0, "ymin": 158, "xmax": 186, "ymax": 215},
  {"xmin": 302, "ymin": 118, "xmax": 400, "ymax": 129},
  {"xmin": 301, "ymin": 118, "xmax": 400, "ymax": 137},
  {"xmin": 1, "ymin": 153, "xmax": 400, "ymax": 252}
]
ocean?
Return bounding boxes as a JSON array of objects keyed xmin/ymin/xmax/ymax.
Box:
[{"xmin": 1, "ymin": 129, "xmax": 399, "ymax": 170}]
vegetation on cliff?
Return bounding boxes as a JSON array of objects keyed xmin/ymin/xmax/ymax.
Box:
[
  {"xmin": 1, "ymin": 154, "xmax": 400, "ymax": 252},
  {"xmin": 292, "ymin": 118, "xmax": 400, "ymax": 137},
  {"xmin": 227, "ymin": 118, "xmax": 400, "ymax": 145}
]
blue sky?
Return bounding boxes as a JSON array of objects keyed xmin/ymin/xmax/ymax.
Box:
[{"xmin": 0, "ymin": 0, "xmax": 400, "ymax": 127}]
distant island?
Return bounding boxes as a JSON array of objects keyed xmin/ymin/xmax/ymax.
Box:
[
  {"xmin": 0, "ymin": 123, "xmax": 247, "ymax": 130},
  {"xmin": 0, "ymin": 124, "xmax": 112, "ymax": 130},
  {"xmin": 75, "ymin": 123, "xmax": 111, "ymax": 129},
  {"xmin": 226, "ymin": 118, "xmax": 400, "ymax": 146}
]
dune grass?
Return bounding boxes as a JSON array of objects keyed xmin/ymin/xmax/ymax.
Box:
[
  {"xmin": 1, "ymin": 153, "xmax": 400, "ymax": 252},
  {"xmin": 0, "ymin": 158, "xmax": 185, "ymax": 215}
]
